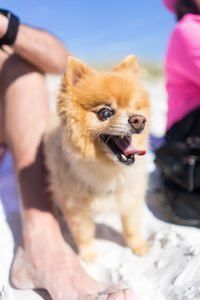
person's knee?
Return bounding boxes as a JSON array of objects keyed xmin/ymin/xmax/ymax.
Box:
[{"xmin": 0, "ymin": 54, "xmax": 44, "ymax": 94}]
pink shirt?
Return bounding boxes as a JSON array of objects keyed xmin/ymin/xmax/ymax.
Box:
[{"xmin": 166, "ymin": 14, "xmax": 200, "ymax": 130}]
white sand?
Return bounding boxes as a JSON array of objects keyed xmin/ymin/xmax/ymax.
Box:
[{"xmin": 1, "ymin": 76, "xmax": 200, "ymax": 300}]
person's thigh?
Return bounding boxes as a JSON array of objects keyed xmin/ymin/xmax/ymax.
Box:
[
  {"xmin": 0, "ymin": 49, "xmax": 10, "ymax": 143},
  {"xmin": 0, "ymin": 97, "xmax": 4, "ymax": 143}
]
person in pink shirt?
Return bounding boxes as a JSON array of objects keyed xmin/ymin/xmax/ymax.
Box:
[
  {"xmin": 163, "ymin": 0, "xmax": 200, "ymax": 142},
  {"xmin": 155, "ymin": 0, "xmax": 200, "ymax": 224}
]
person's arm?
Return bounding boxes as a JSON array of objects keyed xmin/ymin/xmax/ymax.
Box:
[{"xmin": 0, "ymin": 13, "xmax": 70, "ymax": 74}]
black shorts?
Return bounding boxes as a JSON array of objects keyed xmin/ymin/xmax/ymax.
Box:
[
  {"xmin": 158, "ymin": 108, "xmax": 200, "ymax": 224},
  {"xmin": 165, "ymin": 108, "xmax": 200, "ymax": 142}
]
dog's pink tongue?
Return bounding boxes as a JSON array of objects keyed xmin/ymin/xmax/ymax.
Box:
[{"xmin": 112, "ymin": 136, "xmax": 146, "ymax": 156}]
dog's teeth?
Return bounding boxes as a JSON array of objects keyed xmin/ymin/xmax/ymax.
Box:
[{"xmin": 121, "ymin": 154, "xmax": 127, "ymax": 161}]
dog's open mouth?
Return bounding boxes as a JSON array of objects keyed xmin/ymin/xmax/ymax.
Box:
[{"xmin": 100, "ymin": 134, "xmax": 146, "ymax": 166}]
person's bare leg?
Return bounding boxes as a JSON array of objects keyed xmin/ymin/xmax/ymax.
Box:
[
  {"xmin": 0, "ymin": 54, "xmax": 134, "ymax": 299},
  {"xmin": 0, "ymin": 51, "xmax": 7, "ymax": 162}
]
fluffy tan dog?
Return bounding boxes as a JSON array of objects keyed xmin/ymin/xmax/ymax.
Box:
[{"xmin": 44, "ymin": 55, "xmax": 150, "ymax": 262}]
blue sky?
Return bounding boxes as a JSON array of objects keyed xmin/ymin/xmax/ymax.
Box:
[{"xmin": 4, "ymin": 0, "xmax": 176, "ymax": 64}]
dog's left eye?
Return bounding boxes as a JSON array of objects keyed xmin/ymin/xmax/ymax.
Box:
[{"xmin": 97, "ymin": 108, "xmax": 115, "ymax": 121}]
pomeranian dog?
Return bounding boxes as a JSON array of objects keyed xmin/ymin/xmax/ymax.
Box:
[{"xmin": 44, "ymin": 55, "xmax": 150, "ymax": 262}]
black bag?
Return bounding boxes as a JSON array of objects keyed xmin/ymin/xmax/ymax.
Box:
[{"xmin": 155, "ymin": 137, "xmax": 200, "ymax": 224}]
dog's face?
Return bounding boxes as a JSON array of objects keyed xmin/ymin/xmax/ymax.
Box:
[{"xmin": 58, "ymin": 55, "xmax": 150, "ymax": 166}]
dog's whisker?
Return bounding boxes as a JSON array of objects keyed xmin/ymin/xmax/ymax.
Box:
[{"xmin": 105, "ymin": 135, "xmax": 111, "ymax": 144}]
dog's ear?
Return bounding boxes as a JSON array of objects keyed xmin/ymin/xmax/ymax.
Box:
[
  {"xmin": 65, "ymin": 56, "xmax": 91, "ymax": 87},
  {"xmin": 114, "ymin": 55, "xmax": 139, "ymax": 74}
]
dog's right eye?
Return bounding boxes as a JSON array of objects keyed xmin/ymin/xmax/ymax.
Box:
[{"xmin": 97, "ymin": 108, "xmax": 114, "ymax": 121}]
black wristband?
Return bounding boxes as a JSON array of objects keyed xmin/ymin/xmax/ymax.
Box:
[{"xmin": 0, "ymin": 9, "xmax": 20, "ymax": 47}]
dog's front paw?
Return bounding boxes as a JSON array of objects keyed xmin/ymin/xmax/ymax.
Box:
[
  {"xmin": 131, "ymin": 240, "xmax": 149, "ymax": 256},
  {"xmin": 126, "ymin": 236, "xmax": 149, "ymax": 256},
  {"xmin": 79, "ymin": 242, "xmax": 97, "ymax": 263}
]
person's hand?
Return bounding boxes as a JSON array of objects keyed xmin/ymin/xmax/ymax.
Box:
[{"xmin": 0, "ymin": 13, "xmax": 8, "ymax": 38}]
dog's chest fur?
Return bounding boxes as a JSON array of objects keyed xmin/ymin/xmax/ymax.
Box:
[{"xmin": 44, "ymin": 123, "xmax": 146, "ymax": 214}]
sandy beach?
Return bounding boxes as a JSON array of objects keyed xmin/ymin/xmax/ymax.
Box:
[{"xmin": 1, "ymin": 75, "xmax": 200, "ymax": 300}]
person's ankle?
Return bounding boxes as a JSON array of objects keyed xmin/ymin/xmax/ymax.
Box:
[{"xmin": 22, "ymin": 209, "xmax": 61, "ymax": 242}]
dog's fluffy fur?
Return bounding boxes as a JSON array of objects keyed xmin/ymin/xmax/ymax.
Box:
[{"xmin": 44, "ymin": 55, "xmax": 150, "ymax": 262}]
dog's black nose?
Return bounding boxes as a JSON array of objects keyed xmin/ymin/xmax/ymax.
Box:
[{"xmin": 129, "ymin": 115, "xmax": 146, "ymax": 132}]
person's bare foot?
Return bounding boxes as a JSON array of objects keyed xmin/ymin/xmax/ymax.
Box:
[{"xmin": 11, "ymin": 215, "xmax": 134, "ymax": 299}]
